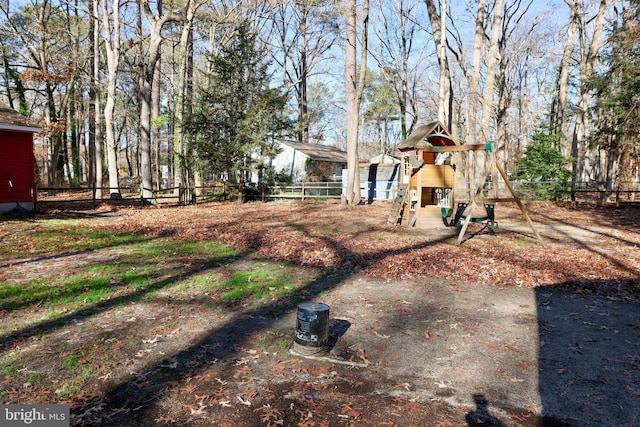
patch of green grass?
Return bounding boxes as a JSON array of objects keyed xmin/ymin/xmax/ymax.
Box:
[
  {"xmin": 62, "ymin": 354, "xmax": 80, "ymax": 369},
  {"xmin": 218, "ymin": 268, "xmax": 299, "ymax": 302},
  {"xmin": 264, "ymin": 329, "xmax": 281, "ymax": 338},
  {"xmin": 1, "ymin": 362, "xmax": 18, "ymax": 375},
  {"xmin": 1, "ymin": 236, "xmax": 240, "ymax": 318},
  {"xmin": 0, "ymin": 353, "xmax": 24, "ymax": 380},
  {"xmin": 6, "ymin": 223, "xmax": 146, "ymax": 256},
  {"xmin": 26, "ymin": 371, "xmax": 45, "ymax": 386},
  {"xmin": 278, "ymin": 339, "xmax": 290, "ymax": 351},
  {"xmin": 167, "ymin": 273, "xmax": 221, "ymax": 298},
  {"xmin": 55, "ymin": 386, "xmax": 76, "ymax": 399},
  {"xmin": 192, "ymin": 274, "xmax": 220, "ymax": 291}
]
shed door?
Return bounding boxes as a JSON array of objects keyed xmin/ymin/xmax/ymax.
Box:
[{"xmin": 0, "ymin": 130, "xmax": 35, "ymax": 204}]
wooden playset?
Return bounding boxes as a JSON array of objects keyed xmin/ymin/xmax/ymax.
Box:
[{"xmin": 388, "ymin": 121, "xmax": 541, "ymax": 244}]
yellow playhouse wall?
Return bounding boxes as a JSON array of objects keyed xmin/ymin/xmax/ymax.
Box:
[{"xmin": 420, "ymin": 165, "xmax": 454, "ymax": 188}]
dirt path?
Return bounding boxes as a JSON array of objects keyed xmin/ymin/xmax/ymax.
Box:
[{"xmin": 309, "ymin": 274, "xmax": 640, "ymax": 426}]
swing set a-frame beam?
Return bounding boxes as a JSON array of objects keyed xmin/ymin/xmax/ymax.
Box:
[{"xmin": 456, "ymin": 159, "xmax": 542, "ymax": 245}]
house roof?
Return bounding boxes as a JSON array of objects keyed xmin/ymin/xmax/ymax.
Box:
[
  {"xmin": 369, "ymin": 154, "xmax": 401, "ymax": 164},
  {"xmin": 0, "ymin": 103, "xmax": 41, "ymax": 133},
  {"xmin": 397, "ymin": 121, "xmax": 458, "ymax": 150},
  {"xmin": 281, "ymin": 141, "xmax": 347, "ymax": 163}
]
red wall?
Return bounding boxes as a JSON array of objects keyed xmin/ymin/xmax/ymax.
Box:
[{"xmin": 0, "ymin": 130, "xmax": 36, "ymax": 204}]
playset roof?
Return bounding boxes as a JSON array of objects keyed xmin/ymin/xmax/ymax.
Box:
[{"xmin": 397, "ymin": 121, "xmax": 458, "ymax": 151}]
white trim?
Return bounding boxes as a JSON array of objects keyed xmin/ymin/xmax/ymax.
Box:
[{"xmin": 0, "ymin": 125, "xmax": 41, "ymax": 133}]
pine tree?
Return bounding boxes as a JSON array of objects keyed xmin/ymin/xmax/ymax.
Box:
[
  {"xmin": 184, "ymin": 24, "xmax": 289, "ymax": 202},
  {"xmin": 512, "ymin": 131, "xmax": 574, "ymax": 200}
]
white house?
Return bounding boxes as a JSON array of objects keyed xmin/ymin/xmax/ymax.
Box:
[{"xmin": 268, "ymin": 140, "xmax": 348, "ymax": 183}]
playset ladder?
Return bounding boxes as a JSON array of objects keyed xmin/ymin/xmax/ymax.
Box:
[{"xmin": 388, "ymin": 183, "xmax": 408, "ymax": 225}]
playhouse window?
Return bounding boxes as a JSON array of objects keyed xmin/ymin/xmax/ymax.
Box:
[
  {"xmin": 435, "ymin": 188, "xmax": 452, "ymax": 208},
  {"xmin": 403, "ymin": 156, "xmax": 410, "ymax": 174},
  {"xmin": 409, "ymin": 189, "xmax": 418, "ymax": 211}
]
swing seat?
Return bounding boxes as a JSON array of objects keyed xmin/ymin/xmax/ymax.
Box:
[
  {"xmin": 442, "ymin": 202, "xmax": 468, "ymax": 227},
  {"xmin": 442, "ymin": 202, "xmax": 498, "ymax": 230},
  {"xmin": 482, "ymin": 203, "xmax": 499, "ymax": 230},
  {"xmin": 468, "ymin": 203, "xmax": 498, "ymax": 229}
]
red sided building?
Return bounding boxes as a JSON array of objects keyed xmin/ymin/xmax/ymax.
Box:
[{"xmin": 0, "ymin": 103, "xmax": 41, "ymax": 215}]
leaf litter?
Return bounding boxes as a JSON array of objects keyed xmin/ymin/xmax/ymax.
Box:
[{"xmin": 0, "ymin": 200, "xmax": 639, "ymax": 426}]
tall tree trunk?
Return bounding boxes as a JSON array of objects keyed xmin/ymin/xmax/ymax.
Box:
[
  {"xmin": 102, "ymin": 0, "xmax": 122, "ymax": 199},
  {"xmin": 344, "ymin": 0, "xmax": 369, "ymax": 206},
  {"xmin": 517, "ymin": 50, "xmax": 531, "ymax": 163},
  {"xmin": 186, "ymin": 6, "xmax": 201, "ymax": 196},
  {"xmin": 92, "ymin": 0, "xmax": 103, "ymax": 199},
  {"xmin": 399, "ymin": 0, "xmax": 412, "ymax": 139},
  {"xmin": 477, "ymin": 0, "xmax": 504, "ymax": 191},
  {"xmin": 462, "ymin": 0, "xmax": 487, "ymax": 198},
  {"xmin": 554, "ymin": 0, "xmax": 578, "ymax": 140},
  {"xmin": 68, "ymin": 79, "xmax": 79, "ymax": 185},
  {"xmin": 173, "ymin": 1, "xmax": 200, "ymax": 193},
  {"xmin": 152, "ymin": 57, "xmax": 161, "ymax": 191},
  {"xmin": 44, "ymin": 88, "xmax": 60, "ymax": 193},
  {"xmin": 424, "ymin": 0, "xmax": 452, "ymax": 129},
  {"xmin": 495, "ymin": 69, "xmax": 509, "ymax": 198},
  {"xmin": 88, "ymin": 0, "xmax": 96, "ymax": 194},
  {"xmin": 479, "ymin": 0, "xmax": 504, "ymax": 144},
  {"xmin": 298, "ymin": 6, "xmax": 309, "ymax": 145},
  {"xmin": 437, "ymin": 0, "xmax": 448, "ymax": 126},
  {"xmin": 465, "ymin": 0, "xmax": 486, "ymax": 147},
  {"xmin": 67, "ymin": 0, "xmax": 80, "ymax": 185},
  {"xmin": 140, "ymin": 81, "xmax": 153, "ymax": 199},
  {"xmin": 572, "ymin": 0, "xmax": 608, "ymax": 186},
  {"xmin": 139, "ymin": 0, "xmax": 181, "ymax": 201}
]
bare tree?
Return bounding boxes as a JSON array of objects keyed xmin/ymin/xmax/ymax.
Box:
[
  {"xmin": 101, "ymin": 0, "xmax": 121, "ymax": 199},
  {"xmin": 91, "ymin": 0, "xmax": 103, "ymax": 198},
  {"xmin": 370, "ymin": 0, "xmax": 419, "ymax": 140},
  {"xmin": 424, "ymin": 0, "xmax": 452, "ymax": 129},
  {"xmin": 269, "ymin": 0, "xmax": 340, "ymax": 145},
  {"xmin": 494, "ymin": 0, "xmax": 537, "ymax": 171},
  {"xmin": 571, "ymin": 0, "xmax": 608, "ymax": 183},
  {"xmin": 172, "ymin": 0, "xmax": 205, "ymax": 194},
  {"xmin": 465, "ymin": 0, "xmax": 486, "ymax": 147},
  {"xmin": 551, "ymin": 0, "xmax": 579, "ymax": 139},
  {"xmin": 344, "ymin": 0, "xmax": 369, "ymax": 206},
  {"xmin": 138, "ymin": 0, "xmax": 182, "ymax": 201}
]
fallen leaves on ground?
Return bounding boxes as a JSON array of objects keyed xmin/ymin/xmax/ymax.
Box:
[{"xmin": 103, "ymin": 201, "xmax": 640, "ymax": 300}]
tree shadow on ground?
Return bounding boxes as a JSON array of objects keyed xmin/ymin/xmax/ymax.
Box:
[
  {"xmin": 536, "ymin": 280, "xmax": 640, "ymax": 426},
  {"xmin": 0, "ymin": 249, "xmax": 248, "ymax": 351},
  {"xmin": 71, "ymin": 225, "xmax": 455, "ymax": 425}
]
